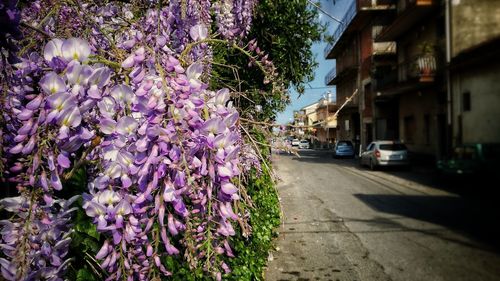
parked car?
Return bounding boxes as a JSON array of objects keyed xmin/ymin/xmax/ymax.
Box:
[
  {"xmin": 437, "ymin": 143, "xmax": 500, "ymax": 177},
  {"xmin": 360, "ymin": 140, "xmax": 409, "ymax": 170},
  {"xmin": 291, "ymin": 139, "xmax": 300, "ymax": 147},
  {"xmin": 298, "ymin": 140, "xmax": 310, "ymax": 149},
  {"xmin": 333, "ymin": 140, "xmax": 355, "ymax": 158}
]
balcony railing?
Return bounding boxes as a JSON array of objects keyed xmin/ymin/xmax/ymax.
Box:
[
  {"xmin": 398, "ymin": 55, "xmax": 437, "ymax": 82},
  {"xmin": 324, "ymin": 0, "xmax": 357, "ymax": 58},
  {"xmin": 373, "ymin": 41, "xmax": 397, "ymax": 55},
  {"xmin": 324, "ymin": 0, "xmax": 395, "ymax": 58},
  {"xmin": 325, "ymin": 66, "xmax": 337, "ymax": 85}
]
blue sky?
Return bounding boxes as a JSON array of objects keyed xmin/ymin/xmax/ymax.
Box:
[{"xmin": 276, "ymin": 0, "xmax": 352, "ymax": 124}]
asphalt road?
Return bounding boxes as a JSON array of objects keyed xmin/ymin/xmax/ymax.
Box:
[{"xmin": 265, "ymin": 150, "xmax": 500, "ymax": 281}]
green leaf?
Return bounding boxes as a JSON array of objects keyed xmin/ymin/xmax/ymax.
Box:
[{"xmin": 76, "ymin": 268, "xmax": 95, "ymax": 281}]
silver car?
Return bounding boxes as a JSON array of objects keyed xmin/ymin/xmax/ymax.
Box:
[
  {"xmin": 298, "ymin": 140, "xmax": 310, "ymax": 149},
  {"xmin": 360, "ymin": 141, "xmax": 409, "ymax": 170}
]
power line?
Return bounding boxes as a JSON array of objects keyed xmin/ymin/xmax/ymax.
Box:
[
  {"xmin": 306, "ymin": 0, "xmax": 344, "ymax": 25},
  {"xmin": 303, "ymin": 86, "xmax": 335, "ymax": 90}
]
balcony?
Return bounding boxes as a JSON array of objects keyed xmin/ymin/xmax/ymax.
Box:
[
  {"xmin": 324, "ymin": 0, "xmax": 395, "ymax": 59},
  {"xmin": 376, "ymin": 0, "xmax": 437, "ymax": 42},
  {"xmin": 373, "ymin": 41, "xmax": 396, "ymax": 56},
  {"xmin": 375, "ymin": 54, "xmax": 440, "ymax": 96},
  {"xmin": 325, "ymin": 67, "xmax": 337, "ymax": 86},
  {"xmin": 325, "ymin": 63, "xmax": 359, "ymax": 86},
  {"xmin": 398, "ymin": 55, "xmax": 437, "ymax": 82}
]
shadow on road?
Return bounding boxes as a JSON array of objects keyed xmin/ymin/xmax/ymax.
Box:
[
  {"xmin": 281, "ymin": 149, "xmax": 498, "ymax": 197},
  {"xmin": 277, "ymin": 150, "xmax": 500, "ymax": 252},
  {"xmin": 354, "ymin": 193, "xmax": 500, "ymax": 252}
]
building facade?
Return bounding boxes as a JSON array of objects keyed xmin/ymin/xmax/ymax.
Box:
[
  {"xmin": 449, "ymin": 0, "xmax": 500, "ymax": 145},
  {"xmin": 315, "ymin": 99, "xmax": 338, "ymax": 148},
  {"xmin": 325, "ymin": 0, "xmax": 394, "ymax": 153},
  {"xmin": 374, "ymin": 0, "xmax": 447, "ymax": 161}
]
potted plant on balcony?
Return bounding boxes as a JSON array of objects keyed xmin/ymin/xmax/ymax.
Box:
[{"xmin": 417, "ymin": 41, "xmax": 437, "ymax": 82}]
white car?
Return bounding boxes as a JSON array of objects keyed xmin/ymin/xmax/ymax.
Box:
[
  {"xmin": 291, "ymin": 139, "xmax": 300, "ymax": 147},
  {"xmin": 298, "ymin": 140, "xmax": 310, "ymax": 149},
  {"xmin": 360, "ymin": 140, "xmax": 409, "ymax": 170}
]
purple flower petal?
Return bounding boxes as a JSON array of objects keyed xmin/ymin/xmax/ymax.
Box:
[
  {"xmin": 163, "ymin": 182, "xmax": 175, "ymax": 202},
  {"xmin": 18, "ymin": 119, "xmax": 33, "ymax": 135},
  {"xmin": 66, "ymin": 62, "xmax": 93, "ymax": 85},
  {"xmin": 121, "ymin": 174, "xmax": 132, "ymax": 188},
  {"xmin": 95, "ymin": 240, "xmax": 110, "ymax": 260},
  {"xmin": 88, "ymin": 67, "xmax": 111, "ymax": 88},
  {"xmin": 218, "ymin": 164, "xmax": 233, "ymax": 178},
  {"xmin": 21, "ymin": 135, "xmax": 36, "ymax": 155},
  {"xmin": 57, "ymin": 153, "xmax": 71, "ymax": 169},
  {"xmin": 0, "ymin": 197, "xmax": 24, "ymax": 212},
  {"xmin": 84, "ymin": 201, "xmax": 106, "ymax": 217},
  {"xmin": 167, "ymin": 214, "xmax": 178, "ymax": 236},
  {"xmin": 215, "ymin": 88, "xmax": 230, "ymax": 105},
  {"xmin": 221, "ymin": 181, "xmax": 238, "ymax": 195},
  {"xmin": 50, "ymin": 172, "xmax": 63, "ymax": 190},
  {"xmin": 202, "ymin": 118, "xmax": 226, "ymax": 135},
  {"xmin": 189, "ymin": 24, "xmax": 208, "ymax": 41},
  {"xmin": 110, "ymin": 84, "xmax": 133, "ymax": 106},
  {"xmin": 121, "ymin": 54, "xmax": 135, "ymax": 68},
  {"xmin": 43, "ymin": 38, "xmax": 64, "ymax": 62},
  {"xmin": 40, "ymin": 72, "xmax": 66, "ymax": 94},
  {"xmin": 8, "ymin": 143, "xmax": 23, "ymax": 154},
  {"xmin": 116, "ymin": 116, "xmax": 138, "ymax": 135},
  {"xmin": 114, "ymin": 199, "xmax": 132, "ymax": 215},
  {"xmin": 46, "ymin": 92, "xmax": 77, "ymax": 113},
  {"xmin": 98, "ymin": 190, "xmax": 121, "ymax": 205},
  {"xmin": 173, "ymin": 198, "xmax": 188, "ymax": 217},
  {"xmin": 25, "ymin": 94, "xmax": 43, "ymax": 110},
  {"xmin": 59, "ymin": 107, "xmax": 82, "ymax": 128},
  {"xmin": 17, "ymin": 109, "xmax": 33, "ymax": 121},
  {"xmin": 61, "ymin": 37, "xmax": 91, "ymax": 62},
  {"xmin": 99, "ymin": 118, "xmax": 116, "ymax": 135}
]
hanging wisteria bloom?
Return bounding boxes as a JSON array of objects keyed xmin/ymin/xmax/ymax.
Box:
[{"xmin": 0, "ymin": 0, "xmax": 279, "ymax": 280}]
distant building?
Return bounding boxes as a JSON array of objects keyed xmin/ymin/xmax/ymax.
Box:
[
  {"xmin": 293, "ymin": 110, "xmax": 306, "ymax": 136},
  {"xmin": 300, "ymin": 101, "xmax": 320, "ymax": 141},
  {"xmin": 449, "ymin": 0, "xmax": 500, "ymax": 145},
  {"xmin": 315, "ymin": 98, "xmax": 338, "ymax": 148}
]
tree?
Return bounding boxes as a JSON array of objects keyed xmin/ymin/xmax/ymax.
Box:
[{"xmin": 210, "ymin": 0, "xmax": 325, "ymax": 120}]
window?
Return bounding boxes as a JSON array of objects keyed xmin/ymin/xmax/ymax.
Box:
[
  {"xmin": 462, "ymin": 92, "xmax": 471, "ymax": 112},
  {"xmin": 337, "ymin": 141, "xmax": 353, "ymax": 147}
]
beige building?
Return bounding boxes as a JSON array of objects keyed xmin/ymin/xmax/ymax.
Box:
[
  {"xmin": 450, "ymin": 0, "xmax": 500, "ymax": 145},
  {"xmin": 300, "ymin": 102, "xmax": 319, "ymax": 133},
  {"xmin": 315, "ymin": 99, "xmax": 338, "ymax": 147}
]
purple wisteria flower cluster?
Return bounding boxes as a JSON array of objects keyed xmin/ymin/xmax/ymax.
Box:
[
  {"xmin": 0, "ymin": 0, "xmax": 275, "ymax": 280},
  {"xmin": 0, "ymin": 37, "xmax": 109, "ymax": 280}
]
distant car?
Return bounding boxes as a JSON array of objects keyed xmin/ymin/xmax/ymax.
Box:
[
  {"xmin": 360, "ymin": 140, "xmax": 409, "ymax": 170},
  {"xmin": 299, "ymin": 140, "xmax": 310, "ymax": 149},
  {"xmin": 291, "ymin": 139, "xmax": 300, "ymax": 147},
  {"xmin": 437, "ymin": 143, "xmax": 500, "ymax": 177},
  {"xmin": 333, "ymin": 140, "xmax": 355, "ymax": 158}
]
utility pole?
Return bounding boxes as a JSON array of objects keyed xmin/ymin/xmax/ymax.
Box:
[{"xmin": 324, "ymin": 91, "xmax": 333, "ymax": 148}]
